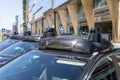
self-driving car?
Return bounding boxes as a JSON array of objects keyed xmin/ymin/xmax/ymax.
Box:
[
  {"xmin": 0, "ymin": 34, "xmax": 22, "ymax": 51},
  {"xmin": 0, "ymin": 28, "xmax": 119, "ymax": 80},
  {"xmin": 0, "ymin": 35, "xmax": 41, "ymax": 66}
]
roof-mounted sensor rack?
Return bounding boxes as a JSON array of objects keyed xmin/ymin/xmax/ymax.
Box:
[
  {"xmin": 9, "ymin": 34, "xmax": 23, "ymax": 40},
  {"xmin": 39, "ymin": 27, "xmax": 113, "ymax": 53},
  {"xmin": 22, "ymin": 35, "xmax": 42, "ymax": 42}
]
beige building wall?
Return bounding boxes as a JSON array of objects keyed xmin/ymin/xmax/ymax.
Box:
[
  {"xmin": 107, "ymin": 0, "xmax": 120, "ymax": 42},
  {"xmin": 67, "ymin": 2, "xmax": 78, "ymax": 35},
  {"xmin": 56, "ymin": 12, "xmax": 61, "ymax": 35},
  {"xmin": 47, "ymin": 14, "xmax": 53, "ymax": 28},
  {"xmin": 58, "ymin": 9, "xmax": 67, "ymax": 33},
  {"xmin": 36, "ymin": 20, "xmax": 40, "ymax": 34},
  {"xmin": 81, "ymin": 0, "xmax": 94, "ymax": 29},
  {"xmin": 44, "ymin": 18, "xmax": 49, "ymax": 31},
  {"xmin": 31, "ymin": 0, "xmax": 120, "ymax": 42}
]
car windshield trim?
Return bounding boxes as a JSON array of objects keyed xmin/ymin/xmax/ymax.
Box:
[{"xmin": 57, "ymin": 59, "xmax": 86, "ymax": 66}]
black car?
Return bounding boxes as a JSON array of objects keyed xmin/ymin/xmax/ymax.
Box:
[
  {"xmin": 0, "ymin": 35, "xmax": 41, "ymax": 66},
  {"xmin": 0, "ymin": 28, "xmax": 119, "ymax": 80},
  {"xmin": 0, "ymin": 34, "xmax": 22, "ymax": 51},
  {"xmin": 0, "ymin": 48, "xmax": 119, "ymax": 80}
]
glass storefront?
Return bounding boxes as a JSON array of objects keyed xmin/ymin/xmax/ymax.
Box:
[
  {"xmin": 94, "ymin": 0, "xmax": 107, "ymax": 9},
  {"xmin": 67, "ymin": 26, "xmax": 89, "ymax": 38},
  {"xmin": 68, "ymin": 27, "xmax": 74, "ymax": 34},
  {"xmin": 79, "ymin": 26, "xmax": 89, "ymax": 36},
  {"xmin": 78, "ymin": 5, "xmax": 85, "ymax": 19}
]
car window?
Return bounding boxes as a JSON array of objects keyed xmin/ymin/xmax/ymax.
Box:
[
  {"xmin": 0, "ymin": 39, "xmax": 19, "ymax": 50},
  {"xmin": 112, "ymin": 54, "xmax": 120, "ymax": 80},
  {"xmin": 0, "ymin": 50, "xmax": 87, "ymax": 80},
  {"xmin": 89, "ymin": 57, "xmax": 118, "ymax": 80},
  {"xmin": 0, "ymin": 42, "xmax": 39, "ymax": 57}
]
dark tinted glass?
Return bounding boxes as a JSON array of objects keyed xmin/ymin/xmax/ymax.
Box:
[
  {"xmin": 0, "ymin": 39, "xmax": 19, "ymax": 51},
  {"xmin": 0, "ymin": 41, "xmax": 39, "ymax": 57},
  {"xmin": 90, "ymin": 57, "xmax": 118, "ymax": 80},
  {"xmin": 0, "ymin": 50, "xmax": 87, "ymax": 80}
]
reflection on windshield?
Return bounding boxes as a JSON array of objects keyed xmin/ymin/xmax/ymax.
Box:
[
  {"xmin": 0, "ymin": 39, "xmax": 19, "ymax": 51},
  {"xmin": 0, "ymin": 50, "xmax": 87, "ymax": 80},
  {"xmin": 0, "ymin": 42, "xmax": 39, "ymax": 57}
]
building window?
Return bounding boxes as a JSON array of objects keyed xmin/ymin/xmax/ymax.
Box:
[
  {"xmin": 94, "ymin": 0, "xmax": 107, "ymax": 9},
  {"xmin": 78, "ymin": 5, "xmax": 85, "ymax": 19}
]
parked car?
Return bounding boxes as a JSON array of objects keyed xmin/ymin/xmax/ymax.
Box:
[
  {"xmin": 0, "ymin": 35, "xmax": 41, "ymax": 66},
  {"xmin": 0, "ymin": 28, "xmax": 119, "ymax": 80},
  {"xmin": 0, "ymin": 34, "xmax": 22, "ymax": 51}
]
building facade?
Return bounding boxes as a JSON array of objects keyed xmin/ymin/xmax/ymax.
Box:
[
  {"xmin": 12, "ymin": 23, "xmax": 18, "ymax": 33},
  {"xmin": 28, "ymin": 0, "xmax": 120, "ymax": 42},
  {"xmin": 23, "ymin": 0, "xmax": 29, "ymax": 34},
  {"xmin": 15, "ymin": 15, "xmax": 21, "ymax": 34}
]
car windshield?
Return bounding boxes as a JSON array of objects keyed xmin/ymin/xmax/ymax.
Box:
[
  {"xmin": 0, "ymin": 39, "xmax": 19, "ymax": 51},
  {"xmin": 0, "ymin": 50, "xmax": 88, "ymax": 80},
  {"xmin": 0, "ymin": 41, "xmax": 39, "ymax": 57}
]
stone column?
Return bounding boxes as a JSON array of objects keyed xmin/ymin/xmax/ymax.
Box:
[
  {"xmin": 81, "ymin": 0, "xmax": 94, "ymax": 30},
  {"xmin": 58, "ymin": 9, "xmax": 67, "ymax": 33},
  {"xmin": 40, "ymin": 20, "xmax": 42, "ymax": 34},
  {"xmin": 107, "ymin": 0, "xmax": 120, "ymax": 42},
  {"xmin": 67, "ymin": 3, "xmax": 78, "ymax": 35},
  {"xmin": 37, "ymin": 20, "xmax": 40, "ymax": 34},
  {"xmin": 47, "ymin": 15, "xmax": 53, "ymax": 28},
  {"xmin": 56, "ymin": 12, "xmax": 61, "ymax": 35},
  {"xmin": 44, "ymin": 18, "xmax": 49, "ymax": 31}
]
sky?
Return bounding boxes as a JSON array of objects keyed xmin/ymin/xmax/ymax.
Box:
[{"xmin": 0, "ymin": 0, "xmax": 22, "ymax": 30}]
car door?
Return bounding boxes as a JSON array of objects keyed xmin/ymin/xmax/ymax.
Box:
[
  {"xmin": 87, "ymin": 51, "xmax": 120, "ymax": 80},
  {"xmin": 111, "ymin": 53, "xmax": 120, "ymax": 80}
]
